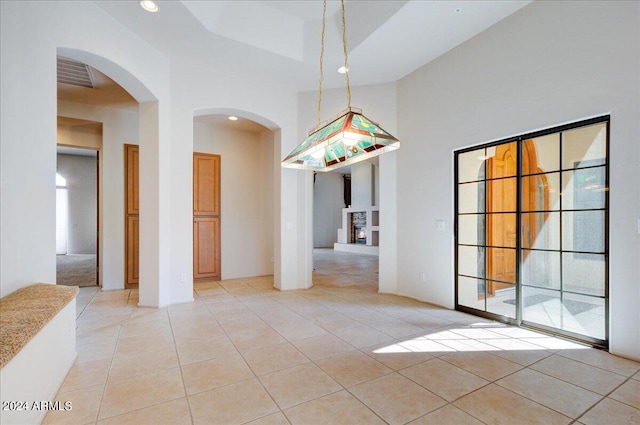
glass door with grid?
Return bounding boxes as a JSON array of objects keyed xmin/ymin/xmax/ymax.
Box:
[{"xmin": 455, "ymin": 117, "xmax": 609, "ymax": 347}]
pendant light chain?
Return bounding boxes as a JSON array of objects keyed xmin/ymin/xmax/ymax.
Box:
[
  {"xmin": 316, "ymin": 0, "xmax": 327, "ymax": 129},
  {"xmin": 340, "ymin": 0, "xmax": 351, "ymax": 109}
]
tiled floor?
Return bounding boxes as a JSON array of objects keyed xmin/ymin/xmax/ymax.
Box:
[{"xmin": 46, "ymin": 250, "xmax": 639, "ymax": 425}]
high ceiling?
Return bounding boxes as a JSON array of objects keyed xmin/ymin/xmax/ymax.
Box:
[
  {"xmin": 94, "ymin": 0, "xmax": 532, "ymax": 91},
  {"xmin": 59, "ymin": 1, "xmax": 532, "ymax": 133}
]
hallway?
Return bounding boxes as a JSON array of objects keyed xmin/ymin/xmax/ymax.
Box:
[{"xmin": 46, "ymin": 251, "xmax": 639, "ymax": 424}]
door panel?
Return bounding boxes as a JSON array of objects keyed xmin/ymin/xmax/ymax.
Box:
[
  {"xmin": 194, "ymin": 154, "xmax": 220, "ymax": 216},
  {"xmin": 126, "ymin": 215, "xmax": 139, "ymax": 283},
  {"xmin": 194, "ymin": 217, "xmax": 220, "ymax": 278},
  {"xmin": 193, "ymin": 152, "xmax": 221, "ymax": 281},
  {"xmin": 125, "ymin": 144, "xmax": 139, "ymax": 287}
]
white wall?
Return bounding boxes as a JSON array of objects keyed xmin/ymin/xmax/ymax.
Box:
[
  {"xmin": 396, "ymin": 1, "xmax": 639, "ymax": 360},
  {"xmin": 56, "ymin": 154, "xmax": 97, "ymax": 254},
  {"xmin": 351, "ymin": 162, "xmax": 374, "ymax": 209},
  {"xmin": 193, "ymin": 123, "xmax": 275, "ymax": 279},
  {"xmin": 313, "ymin": 173, "xmax": 343, "ymax": 248}
]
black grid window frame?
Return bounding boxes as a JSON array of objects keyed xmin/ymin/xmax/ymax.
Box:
[{"xmin": 454, "ymin": 116, "xmax": 609, "ymax": 349}]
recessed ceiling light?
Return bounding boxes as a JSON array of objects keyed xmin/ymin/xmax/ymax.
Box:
[
  {"xmin": 337, "ymin": 66, "xmax": 349, "ymax": 74},
  {"xmin": 228, "ymin": 116, "xmax": 239, "ymax": 121},
  {"xmin": 455, "ymin": 7, "xmax": 463, "ymax": 13},
  {"xmin": 140, "ymin": 1, "xmax": 158, "ymax": 13}
]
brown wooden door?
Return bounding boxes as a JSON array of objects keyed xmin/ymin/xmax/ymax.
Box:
[
  {"xmin": 193, "ymin": 153, "xmax": 221, "ymax": 281},
  {"xmin": 486, "ymin": 142, "xmax": 517, "ymax": 294},
  {"xmin": 125, "ymin": 144, "xmax": 139, "ymax": 287}
]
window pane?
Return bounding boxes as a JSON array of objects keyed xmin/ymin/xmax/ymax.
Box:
[
  {"xmin": 522, "ymin": 287, "xmax": 562, "ymax": 329},
  {"xmin": 521, "ymin": 172, "xmax": 560, "ymax": 212},
  {"xmin": 458, "ymin": 214, "xmax": 485, "ymax": 246},
  {"xmin": 562, "ymin": 253, "xmax": 605, "ymax": 296},
  {"xmin": 458, "ymin": 276, "xmax": 485, "ymax": 310},
  {"xmin": 562, "ymin": 211, "xmax": 605, "ymax": 252},
  {"xmin": 521, "ymin": 212, "xmax": 560, "ymax": 250},
  {"xmin": 487, "ymin": 178, "xmax": 517, "ymax": 212},
  {"xmin": 521, "ymin": 249, "xmax": 560, "ymax": 290},
  {"xmin": 523, "ymin": 133, "xmax": 560, "ymax": 175},
  {"xmin": 458, "ymin": 149, "xmax": 486, "ymax": 183},
  {"xmin": 486, "ymin": 142, "xmax": 518, "ymax": 179},
  {"xmin": 486, "ymin": 282, "xmax": 516, "ymax": 318},
  {"xmin": 562, "ymin": 168, "xmax": 606, "ymax": 210},
  {"xmin": 486, "ymin": 247, "xmax": 516, "ymax": 283},
  {"xmin": 561, "ymin": 293, "xmax": 605, "ymax": 340},
  {"xmin": 458, "ymin": 182, "xmax": 484, "ymax": 214},
  {"xmin": 486, "ymin": 213, "xmax": 516, "ymax": 247},
  {"xmin": 562, "ymin": 123, "xmax": 607, "ymax": 170},
  {"xmin": 458, "ymin": 245, "xmax": 485, "ymax": 278}
]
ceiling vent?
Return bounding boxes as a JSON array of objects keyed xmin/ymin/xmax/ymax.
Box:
[{"xmin": 57, "ymin": 57, "xmax": 95, "ymax": 88}]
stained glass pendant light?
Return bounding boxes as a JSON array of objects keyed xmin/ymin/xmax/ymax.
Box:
[{"xmin": 281, "ymin": 0, "xmax": 399, "ymax": 172}]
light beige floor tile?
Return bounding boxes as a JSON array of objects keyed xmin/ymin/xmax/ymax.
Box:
[
  {"xmin": 99, "ymin": 367, "xmax": 185, "ymax": 419},
  {"xmin": 633, "ymin": 370, "xmax": 640, "ymax": 381},
  {"xmin": 59, "ymin": 358, "xmax": 111, "ymax": 392},
  {"xmin": 176, "ymin": 335, "xmax": 238, "ymax": 365},
  {"xmin": 246, "ymin": 412, "xmax": 291, "ymax": 425},
  {"xmin": 609, "ymin": 378, "xmax": 640, "ymax": 409},
  {"xmin": 400, "ymin": 358, "xmax": 489, "ymax": 402},
  {"xmin": 408, "ymin": 404, "xmax": 484, "ymax": 425},
  {"xmin": 172, "ymin": 322, "xmax": 226, "ymax": 344},
  {"xmin": 182, "ymin": 353, "xmax": 254, "ymax": 395},
  {"xmin": 316, "ymin": 350, "xmax": 392, "ymax": 387},
  {"xmin": 243, "ymin": 343, "xmax": 310, "ymax": 375},
  {"xmin": 519, "ymin": 336, "xmax": 586, "ymax": 350},
  {"xmin": 189, "ymin": 378, "xmax": 279, "ymax": 425},
  {"xmin": 441, "ymin": 351, "xmax": 523, "ymax": 381},
  {"xmin": 399, "ymin": 312, "xmax": 454, "ymax": 330},
  {"xmin": 333, "ymin": 323, "xmax": 396, "ymax": 349},
  {"xmin": 227, "ymin": 327, "xmax": 288, "ymax": 352},
  {"xmin": 119, "ymin": 319, "xmax": 172, "ymax": 338},
  {"xmin": 488, "ymin": 348, "xmax": 554, "ymax": 366},
  {"xmin": 367, "ymin": 319, "xmax": 425, "ymax": 339},
  {"xmin": 349, "ymin": 373, "xmax": 446, "ymax": 425},
  {"xmin": 579, "ymin": 397, "xmax": 640, "ymax": 425},
  {"xmin": 269, "ymin": 321, "xmax": 327, "ymax": 341},
  {"xmin": 108, "ymin": 344, "xmax": 178, "ymax": 381},
  {"xmin": 396, "ymin": 334, "xmax": 457, "ymax": 355},
  {"xmin": 260, "ymin": 363, "xmax": 342, "ymax": 409},
  {"xmin": 557, "ymin": 349, "xmax": 640, "ymax": 377},
  {"xmin": 115, "ymin": 329, "xmax": 175, "ymax": 355},
  {"xmin": 497, "ymin": 367, "xmax": 601, "ymax": 418},
  {"xmin": 43, "ymin": 384, "xmax": 103, "ymax": 425},
  {"xmin": 76, "ymin": 340, "xmax": 118, "ymax": 364},
  {"xmin": 310, "ymin": 314, "xmax": 359, "ymax": 332},
  {"xmin": 530, "ymin": 354, "xmax": 627, "ymax": 395},
  {"xmin": 97, "ymin": 397, "xmax": 191, "ymax": 425},
  {"xmin": 362, "ymin": 341, "xmax": 435, "ymax": 370},
  {"xmin": 293, "ymin": 333, "xmax": 356, "ymax": 360},
  {"xmin": 454, "ymin": 384, "xmax": 571, "ymax": 425},
  {"xmin": 284, "ymin": 390, "xmax": 385, "ymax": 425}
]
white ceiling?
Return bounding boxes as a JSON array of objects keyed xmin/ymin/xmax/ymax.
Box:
[
  {"xmin": 60, "ymin": 1, "xmax": 532, "ymax": 134},
  {"xmin": 94, "ymin": 0, "xmax": 532, "ymax": 92}
]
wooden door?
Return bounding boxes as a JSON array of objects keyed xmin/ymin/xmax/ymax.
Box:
[
  {"xmin": 193, "ymin": 153, "xmax": 221, "ymax": 281},
  {"xmin": 486, "ymin": 142, "xmax": 517, "ymax": 294},
  {"xmin": 125, "ymin": 144, "xmax": 139, "ymax": 287}
]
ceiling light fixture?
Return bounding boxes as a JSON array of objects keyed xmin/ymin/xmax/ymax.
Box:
[
  {"xmin": 281, "ymin": 0, "xmax": 399, "ymax": 172},
  {"xmin": 139, "ymin": 0, "xmax": 158, "ymax": 13},
  {"xmin": 228, "ymin": 116, "xmax": 239, "ymax": 121},
  {"xmin": 337, "ymin": 66, "xmax": 349, "ymax": 74}
]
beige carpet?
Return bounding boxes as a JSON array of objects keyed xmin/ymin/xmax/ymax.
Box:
[{"xmin": 56, "ymin": 254, "xmax": 97, "ymax": 287}]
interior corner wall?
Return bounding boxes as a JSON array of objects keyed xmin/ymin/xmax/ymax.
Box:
[
  {"xmin": 58, "ymin": 101, "xmax": 139, "ymax": 291},
  {"xmin": 396, "ymin": 0, "xmax": 640, "ymax": 360},
  {"xmin": 56, "ymin": 154, "xmax": 97, "ymax": 254},
  {"xmin": 313, "ymin": 173, "xmax": 343, "ymax": 248},
  {"xmin": 298, "ymin": 82, "xmax": 398, "ymax": 289},
  {"xmin": 193, "ymin": 123, "xmax": 275, "ymax": 279}
]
